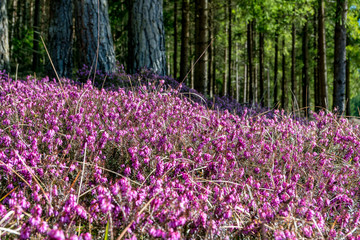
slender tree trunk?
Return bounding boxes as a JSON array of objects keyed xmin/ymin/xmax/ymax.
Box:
[
  {"xmin": 267, "ymin": 68, "xmax": 271, "ymax": 107},
  {"xmin": 180, "ymin": 0, "xmax": 190, "ymax": 83},
  {"xmin": 47, "ymin": 0, "xmax": 72, "ymax": 79},
  {"xmin": 236, "ymin": 42, "xmax": 239, "ymax": 102},
  {"xmin": 173, "ymin": 0, "xmax": 178, "ymax": 79},
  {"xmin": 313, "ymin": 9, "xmax": 320, "ymax": 112},
  {"xmin": 213, "ymin": 43, "xmax": 217, "ymax": 95},
  {"xmin": 302, "ymin": 19, "xmax": 310, "ymax": 116},
  {"xmin": 333, "ymin": 0, "xmax": 347, "ymax": 115},
  {"xmin": 32, "ymin": 0, "xmax": 40, "ymax": 72},
  {"xmin": 274, "ymin": 30, "xmax": 279, "ymax": 106},
  {"xmin": 345, "ymin": 57, "xmax": 350, "ymax": 115},
  {"xmin": 223, "ymin": 47, "xmax": 227, "ymax": 96},
  {"xmin": 128, "ymin": 0, "xmax": 166, "ymax": 75},
  {"xmin": 244, "ymin": 64, "xmax": 247, "ymax": 102},
  {"xmin": 208, "ymin": 0, "xmax": 213, "ymax": 97},
  {"xmin": 247, "ymin": 22, "xmax": 254, "ymax": 103},
  {"xmin": 194, "ymin": 0, "xmax": 208, "ymax": 94},
  {"xmin": 281, "ymin": 38, "xmax": 286, "ymax": 109},
  {"xmin": 318, "ymin": 0, "xmax": 328, "ymax": 109},
  {"xmin": 291, "ymin": 23, "xmax": 296, "ymax": 110},
  {"xmin": 0, "ymin": 0, "xmax": 10, "ymax": 72},
  {"xmin": 227, "ymin": 0, "xmax": 232, "ymax": 96},
  {"xmin": 75, "ymin": 0, "xmax": 116, "ymax": 76},
  {"xmin": 259, "ymin": 32, "xmax": 264, "ymax": 106}
]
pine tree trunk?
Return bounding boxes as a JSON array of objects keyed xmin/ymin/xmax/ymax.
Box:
[
  {"xmin": 47, "ymin": 0, "xmax": 72, "ymax": 79},
  {"xmin": 302, "ymin": 19, "xmax": 310, "ymax": 116},
  {"xmin": 274, "ymin": 30, "xmax": 279, "ymax": 106},
  {"xmin": 281, "ymin": 38, "xmax": 286, "ymax": 109},
  {"xmin": 223, "ymin": 46, "xmax": 227, "ymax": 96},
  {"xmin": 180, "ymin": 0, "xmax": 190, "ymax": 83},
  {"xmin": 259, "ymin": 32, "xmax": 264, "ymax": 106},
  {"xmin": 75, "ymin": 0, "xmax": 116, "ymax": 76},
  {"xmin": 32, "ymin": 0, "xmax": 40, "ymax": 72},
  {"xmin": 346, "ymin": 57, "xmax": 350, "ymax": 115},
  {"xmin": 208, "ymin": 0, "xmax": 213, "ymax": 97},
  {"xmin": 227, "ymin": 0, "xmax": 232, "ymax": 97},
  {"xmin": 333, "ymin": 0, "xmax": 347, "ymax": 114},
  {"xmin": 0, "ymin": 0, "xmax": 10, "ymax": 72},
  {"xmin": 247, "ymin": 22, "xmax": 254, "ymax": 103},
  {"xmin": 291, "ymin": 23, "xmax": 296, "ymax": 110},
  {"xmin": 318, "ymin": 0, "xmax": 328, "ymax": 109},
  {"xmin": 173, "ymin": 0, "xmax": 178, "ymax": 79},
  {"xmin": 194, "ymin": 0, "xmax": 208, "ymax": 94},
  {"xmin": 313, "ymin": 10, "xmax": 320, "ymax": 112},
  {"xmin": 128, "ymin": 0, "xmax": 166, "ymax": 75}
]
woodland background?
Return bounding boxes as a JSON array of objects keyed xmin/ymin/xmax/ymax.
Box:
[{"xmin": 0, "ymin": 0, "xmax": 360, "ymax": 116}]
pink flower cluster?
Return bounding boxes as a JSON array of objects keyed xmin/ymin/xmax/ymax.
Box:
[{"xmin": 1, "ymin": 70, "xmax": 360, "ymax": 239}]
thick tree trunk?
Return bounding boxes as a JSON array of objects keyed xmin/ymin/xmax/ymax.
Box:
[
  {"xmin": 47, "ymin": 0, "xmax": 72, "ymax": 79},
  {"xmin": 247, "ymin": 22, "xmax": 254, "ymax": 103},
  {"xmin": 259, "ymin": 32, "xmax": 264, "ymax": 106},
  {"xmin": 291, "ymin": 23, "xmax": 296, "ymax": 110},
  {"xmin": 75, "ymin": 0, "xmax": 116, "ymax": 76},
  {"xmin": 227, "ymin": 0, "xmax": 232, "ymax": 96},
  {"xmin": 302, "ymin": 19, "xmax": 310, "ymax": 116},
  {"xmin": 180, "ymin": 0, "xmax": 190, "ymax": 83},
  {"xmin": 194, "ymin": 0, "xmax": 208, "ymax": 94},
  {"xmin": 281, "ymin": 38, "xmax": 286, "ymax": 109},
  {"xmin": 318, "ymin": 0, "xmax": 328, "ymax": 109},
  {"xmin": 333, "ymin": 0, "xmax": 347, "ymax": 115},
  {"xmin": 32, "ymin": 0, "xmax": 40, "ymax": 72},
  {"xmin": 0, "ymin": 0, "xmax": 10, "ymax": 72},
  {"xmin": 273, "ymin": 30, "xmax": 279, "ymax": 106},
  {"xmin": 173, "ymin": 0, "xmax": 178, "ymax": 79}
]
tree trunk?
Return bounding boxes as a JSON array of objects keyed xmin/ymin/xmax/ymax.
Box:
[
  {"xmin": 223, "ymin": 46, "xmax": 227, "ymax": 96},
  {"xmin": 247, "ymin": 21, "xmax": 254, "ymax": 103},
  {"xmin": 333, "ymin": 0, "xmax": 347, "ymax": 115},
  {"xmin": 0, "ymin": 0, "xmax": 10, "ymax": 72},
  {"xmin": 302, "ymin": 19, "xmax": 310, "ymax": 116},
  {"xmin": 32, "ymin": 0, "xmax": 40, "ymax": 72},
  {"xmin": 227, "ymin": 0, "xmax": 232, "ymax": 97},
  {"xmin": 273, "ymin": 30, "xmax": 279, "ymax": 106},
  {"xmin": 345, "ymin": 57, "xmax": 350, "ymax": 115},
  {"xmin": 318, "ymin": 0, "xmax": 328, "ymax": 109},
  {"xmin": 180, "ymin": 0, "xmax": 190, "ymax": 83},
  {"xmin": 236, "ymin": 42, "xmax": 239, "ymax": 102},
  {"xmin": 173, "ymin": 0, "xmax": 178, "ymax": 79},
  {"xmin": 244, "ymin": 64, "xmax": 247, "ymax": 103},
  {"xmin": 128, "ymin": 0, "xmax": 166, "ymax": 75},
  {"xmin": 75, "ymin": 0, "xmax": 116, "ymax": 76},
  {"xmin": 259, "ymin": 32, "xmax": 264, "ymax": 106},
  {"xmin": 194, "ymin": 0, "xmax": 208, "ymax": 94},
  {"xmin": 208, "ymin": 0, "xmax": 214, "ymax": 97},
  {"xmin": 313, "ymin": 9, "xmax": 320, "ymax": 112},
  {"xmin": 281, "ymin": 38, "xmax": 286, "ymax": 109},
  {"xmin": 291, "ymin": 23, "xmax": 296, "ymax": 110},
  {"xmin": 47, "ymin": 0, "xmax": 72, "ymax": 79}
]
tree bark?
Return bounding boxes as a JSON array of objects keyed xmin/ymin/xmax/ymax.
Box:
[
  {"xmin": 194, "ymin": 0, "xmax": 208, "ymax": 94},
  {"xmin": 318, "ymin": 0, "xmax": 328, "ymax": 109},
  {"xmin": 247, "ymin": 21, "xmax": 254, "ymax": 103},
  {"xmin": 208, "ymin": 0, "xmax": 214, "ymax": 97},
  {"xmin": 302, "ymin": 19, "xmax": 310, "ymax": 116},
  {"xmin": 291, "ymin": 23, "xmax": 296, "ymax": 110},
  {"xmin": 227, "ymin": 0, "xmax": 232, "ymax": 97},
  {"xmin": 273, "ymin": 30, "xmax": 279, "ymax": 106},
  {"xmin": 259, "ymin": 32, "xmax": 264, "ymax": 106},
  {"xmin": 281, "ymin": 38, "xmax": 286, "ymax": 109},
  {"xmin": 32, "ymin": 0, "xmax": 40, "ymax": 72},
  {"xmin": 75, "ymin": 0, "xmax": 116, "ymax": 76},
  {"xmin": 333, "ymin": 0, "xmax": 347, "ymax": 115},
  {"xmin": 173, "ymin": 0, "xmax": 178, "ymax": 79},
  {"xmin": 0, "ymin": 0, "xmax": 10, "ymax": 72},
  {"xmin": 47, "ymin": 0, "xmax": 73, "ymax": 79},
  {"xmin": 313, "ymin": 9, "xmax": 320, "ymax": 112},
  {"xmin": 345, "ymin": 57, "xmax": 350, "ymax": 115},
  {"xmin": 180, "ymin": 0, "xmax": 190, "ymax": 83}
]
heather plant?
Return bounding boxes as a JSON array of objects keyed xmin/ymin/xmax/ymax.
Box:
[{"xmin": 1, "ymin": 69, "xmax": 360, "ymax": 239}]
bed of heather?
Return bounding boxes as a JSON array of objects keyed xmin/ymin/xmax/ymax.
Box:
[{"xmin": 1, "ymin": 71, "xmax": 360, "ymax": 240}]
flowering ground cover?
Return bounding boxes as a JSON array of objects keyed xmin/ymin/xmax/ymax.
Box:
[{"xmin": 1, "ymin": 70, "xmax": 360, "ymax": 239}]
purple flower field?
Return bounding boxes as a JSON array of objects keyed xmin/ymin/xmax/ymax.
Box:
[{"xmin": 1, "ymin": 70, "xmax": 360, "ymax": 240}]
